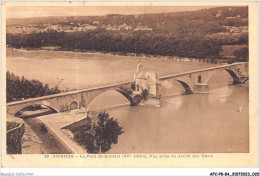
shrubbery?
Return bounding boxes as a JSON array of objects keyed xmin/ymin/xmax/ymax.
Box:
[{"xmin": 6, "ymin": 71, "xmax": 60, "ymax": 102}]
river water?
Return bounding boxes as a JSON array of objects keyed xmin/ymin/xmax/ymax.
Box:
[{"xmin": 7, "ymin": 48, "xmax": 249, "ymax": 153}]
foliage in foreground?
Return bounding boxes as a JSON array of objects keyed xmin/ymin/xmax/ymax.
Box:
[
  {"xmin": 6, "ymin": 71, "xmax": 60, "ymax": 102},
  {"xmin": 72, "ymin": 111, "xmax": 123, "ymax": 153}
]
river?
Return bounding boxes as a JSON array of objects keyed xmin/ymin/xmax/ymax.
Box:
[
  {"xmin": 7, "ymin": 48, "xmax": 217, "ymax": 90},
  {"xmin": 6, "ymin": 48, "xmax": 249, "ymax": 153}
]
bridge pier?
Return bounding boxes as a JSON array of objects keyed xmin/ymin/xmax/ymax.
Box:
[
  {"xmin": 183, "ymin": 88, "xmax": 193, "ymax": 95},
  {"xmin": 194, "ymin": 83, "xmax": 209, "ymax": 94}
]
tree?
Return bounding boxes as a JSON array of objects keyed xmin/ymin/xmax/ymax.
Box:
[
  {"xmin": 6, "ymin": 71, "xmax": 61, "ymax": 102},
  {"xmin": 73, "ymin": 111, "xmax": 123, "ymax": 153}
]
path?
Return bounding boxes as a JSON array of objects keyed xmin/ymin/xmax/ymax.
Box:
[{"xmin": 24, "ymin": 118, "xmax": 73, "ymax": 154}]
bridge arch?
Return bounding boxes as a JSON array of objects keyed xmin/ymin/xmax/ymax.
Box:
[
  {"xmin": 224, "ymin": 69, "xmax": 241, "ymax": 84},
  {"xmin": 86, "ymin": 89, "xmax": 135, "ymax": 112},
  {"xmin": 14, "ymin": 104, "xmax": 58, "ymax": 118},
  {"xmin": 175, "ymin": 79, "xmax": 193, "ymax": 94}
]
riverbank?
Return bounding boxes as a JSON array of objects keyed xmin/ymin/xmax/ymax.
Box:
[{"xmin": 6, "ymin": 47, "xmax": 228, "ymax": 64}]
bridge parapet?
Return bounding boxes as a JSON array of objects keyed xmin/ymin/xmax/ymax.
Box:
[{"xmin": 7, "ymin": 81, "xmax": 135, "ymax": 116}]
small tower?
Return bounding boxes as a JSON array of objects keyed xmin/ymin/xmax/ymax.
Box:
[{"xmin": 134, "ymin": 61, "xmax": 145, "ymax": 93}]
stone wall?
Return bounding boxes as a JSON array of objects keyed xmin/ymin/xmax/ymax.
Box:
[
  {"xmin": 62, "ymin": 111, "xmax": 98, "ymax": 132},
  {"xmin": 62, "ymin": 117, "xmax": 90, "ymax": 131}
]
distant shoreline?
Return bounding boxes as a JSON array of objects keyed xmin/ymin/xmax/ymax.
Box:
[{"xmin": 6, "ymin": 47, "xmax": 226, "ymax": 64}]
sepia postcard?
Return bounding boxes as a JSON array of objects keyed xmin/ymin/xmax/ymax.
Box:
[{"xmin": 1, "ymin": 1, "xmax": 258, "ymax": 168}]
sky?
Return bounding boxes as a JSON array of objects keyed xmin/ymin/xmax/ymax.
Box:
[{"xmin": 6, "ymin": 6, "xmax": 213, "ymax": 19}]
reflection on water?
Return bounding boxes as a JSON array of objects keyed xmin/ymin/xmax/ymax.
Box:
[
  {"xmin": 209, "ymin": 86, "xmax": 233, "ymax": 104},
  {"xmin": 165, "ymin": 96, "xmax": 183, "ymax": 110},
  {"xmin": 104, "ymin": 85, "xmax": 248, "ymax": 153}
]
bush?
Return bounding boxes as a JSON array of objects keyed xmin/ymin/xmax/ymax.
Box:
[{"xmin": 6, "ymin": 71, "xmax": 61, "ymax": 102}]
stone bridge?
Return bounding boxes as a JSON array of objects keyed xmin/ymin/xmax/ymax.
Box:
[
  {"xmin": 7, "ymin": 62, "xmax": 248, "ymax": 116},
  {"xmin": 7, "ymin": 81, "xmax": 135, "ymax": 116},
  {"xmin": 160, "ymin": 62, "xmax": 248, "ymax": 94}
]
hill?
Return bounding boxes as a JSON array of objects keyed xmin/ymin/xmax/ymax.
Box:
[{"xmin": 6, "ymin": 6, "xmax": 248, "ymax": 60}]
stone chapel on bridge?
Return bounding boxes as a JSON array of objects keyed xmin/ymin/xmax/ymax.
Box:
[{"xmin": 133, "ymin": 62, "xmax": 161, "ymax": 107}]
